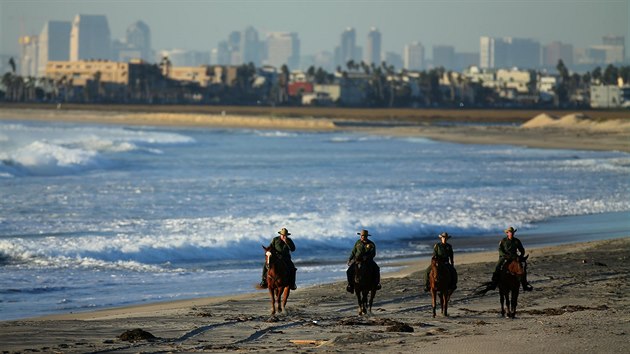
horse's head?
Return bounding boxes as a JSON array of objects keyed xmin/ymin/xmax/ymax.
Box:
[
  {"xmin": 262, "ymin": 245, "xmax": 274, "ymax": 266},
  {"xmin": 507, "ymin": 257, "xmax": 526, "ymax": 275}
]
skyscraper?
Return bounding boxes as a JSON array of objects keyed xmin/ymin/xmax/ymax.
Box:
[
  {"xmin": 366, "ymin": 27, "xmax": 381, "ymax": 65},
  {"xmin": 543, "ymin": 41, "xmax": 573, "ymax": 68},
  {"xmin": 480, "ymin": 36, "xmax": 540, "ymax": 69},
  {"xmin": 125, "ymin": 21, "xmax": 152, "ymax": 62},
  {"xmin": 337, "ymin": 27, "xmax": 357, "ymax": 67},
  {"xmin": 70, "ymin": 14, "xmax": 111, "ymax": 61},
  {"xmin": 265, "ymin": 32, "xmax": 300, "ymax": 69},
  {"xmin": 18, "ymin": 35, "xmax": 38, "ymax": 77},
  {"xmin": 37, "ymin": 20, "xmax": 71, "ymax": 76},
  {"xmin": 403, "ymin": 42, "xmax": 424, "ymax": 71},
  {"xmin": 433, "ymin": 45, "xmax": 455, "ymax": 69},
  {"xmin": 241, "ymin": 26, "xmax": 261, "ymax": 66}
]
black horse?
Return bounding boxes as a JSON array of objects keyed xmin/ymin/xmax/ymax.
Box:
[
  {"xmin": 352, "ymin": 260, "xmax": 379, "ymax": 315},
  {"xmin": 499, "ymin": 255, "xmax": 529, "ymax": 318}
]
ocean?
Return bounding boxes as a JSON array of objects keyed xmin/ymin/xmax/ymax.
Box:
[{"xmin": 1, "ymin": 119, "xmax": 629, "ymax": 320}]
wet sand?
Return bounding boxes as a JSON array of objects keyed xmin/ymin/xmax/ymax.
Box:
[{"xmin": 1, "ymin": 238, "xmax": 628, "ymax": 353}]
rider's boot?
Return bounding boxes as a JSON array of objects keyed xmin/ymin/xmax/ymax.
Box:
[
  {"xmin": 290, "ymin": 269, "xmax": 297, "ymax": 290},
  {"xmin": 346, "ymin": 282, "xmax": 354, "ymax": 294},
  {"xmin": 259, "ymin": 279, "xmax": 267, "ymax": 289},
  {"xmin": 375, "ymin": 271, "xmax": 382, "ymax": 290}
]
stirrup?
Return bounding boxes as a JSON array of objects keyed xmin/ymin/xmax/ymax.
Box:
[{"xmin": 346, "ymin": 285, "xmax": 354, "ymax": 294}]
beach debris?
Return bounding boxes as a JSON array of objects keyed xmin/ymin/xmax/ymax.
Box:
[
  {"xmin": 523, "ymin": 305, "xmax": 609, "ymax": 316},
  {"xmin": 581, "ymin": 259, "xmax": 608, "ymax": 267},
  {"xmin": 386, "ymin": 322, "xmax": 414, "ymax": 332},
  {"xmin": 326, "ymin": 332, "xmax": 385, "ymax": 345},
  {"xmin": 118, "ymin": 328, "xmax": 157, "ymax": 342},
  {"xmin": 290, "ymin": 339, "xmax": 327, "ymax": 346}
]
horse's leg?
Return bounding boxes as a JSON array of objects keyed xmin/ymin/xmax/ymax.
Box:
[
  {"xmin": 505, "ymin": 289, "xmax": 512, "ymax": 318},
  {"xmin": 511, "ymin": 289, "xmax": 519, "ymax": 318},
  {"xmin": 276, "ymin": 288, "xmax": 283, "ymax": 313},
  {"xmin": 269, "ymin": 288, "xmax": 276, "ymax": 315},
  {"xmin": 442, "ymin": 292, "xmax": 448, "ymax": 317},
  {"xmin": 431, "ymin": 290, "xmax": 437, "ymax": 318},
  {"xmin": 281, "ymin": 287, "xmax": 290, "ymax": 313},
  {"xmin": 368, "ymin": 289, "xmax": 376, "ymax": 314},
  {"xmin": 499, "ymin": 290, "xmax": 506, "ymax": 317},
  {"xmin": 355, "ymin": 290, "xmax": 363, "ymax": 315}
]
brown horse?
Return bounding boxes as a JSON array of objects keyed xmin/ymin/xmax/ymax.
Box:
[
  {"xmin": 263, "ymin": 245, "xmax": 291, "ymax": 315},
  {"xmin": 499, "ymin": 255, "xmax": 528, "ymax": 318},
  {"xmin": 429, "ymin": 256, "xmax": 453, "ymax": 318},
  {"xmin": 352, "ymin": 260, "xmax": 378, "ymax": 315}
]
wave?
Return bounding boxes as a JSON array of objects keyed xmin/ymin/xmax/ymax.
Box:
[{"xmin": 0, "ymin": 122, "xmax": 194, "ymax": 177}]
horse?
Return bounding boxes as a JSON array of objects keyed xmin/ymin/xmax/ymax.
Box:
[
  {"xmin": 352, "ymin": 259, "xmax": 379, "ymax": 316},
  {"xmin": 498, "ymin": 254, "xmax": 528, "ymax": 319},
  {"xmin": 262, "ymin": 245, "xmax": 291, "ymax": 316},
  {"xmin": 429, "ymin": 256, "xmax": 454, "ymax": 318}
]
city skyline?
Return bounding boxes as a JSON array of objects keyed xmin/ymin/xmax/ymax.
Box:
[{"xmin": 1, "ymin": 0, "xmax": 628, "ymax": 60}]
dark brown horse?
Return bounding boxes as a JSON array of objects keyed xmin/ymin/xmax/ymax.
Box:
[
  {"xmin": 499, "ymin": 255, "xmax": 528, "ymax": 318},
  {"xmin": 429, "ymin": 256, "xmax": 453, "ymax": 318},
  {"xmin": 352, "ymin": 260, "xmax": 378, "ymax": 315},
  {"xmin": 263, "ymin": 245, "xmax": 291, "ymax": 315}
]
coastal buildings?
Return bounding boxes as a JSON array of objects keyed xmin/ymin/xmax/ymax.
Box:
[
  {"xmin": 265, "ymin": 32, "xmax": 300, "ymax": 69},
  {"xmin": 480, "ymin": 36, "xmax": 540, "ymax": 69},
  {"xmin": 433, "ymin": 45, "xmax": 455, "ymax": 69},
  {"xmin": 37, "ymin": 21, "xmax": 71, "ymax": 77},
  {"xmin": 404, "ymin": 42, "xmax": 425, "ymax": 71},
  {"xmin": 366, "ymin": 27, "xmax": 381, "ymax": 66},
  {"xmin": 69, "ymin": 14, "xmax": 111, "ymax": 61}
]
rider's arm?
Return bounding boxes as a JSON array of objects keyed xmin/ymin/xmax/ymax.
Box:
[
  {"xmin": 448, "ymin": 244, "xmax": 454, "ymax": 264},
  {"xmin": 498, "ymin": 240, "xmax": 507, "ymax": 258},
  {"xmin": 285, "ymin": 237, "xmax": 296, "ymax": 252}
]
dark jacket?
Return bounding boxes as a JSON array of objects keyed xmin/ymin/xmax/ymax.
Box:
[
  {"xmin": 433, "ymin": 242, "xmax": 454, "ymax": 264},
  {"xmin": 349, "ymin": 239, "xmax": 376, "ymax": 262},
  {"xmin": 270, "ymin": 236, "xmax": 296, "ymax": 260},
  {"xmin": 498, "ymin": 236, "xmax": 525, "ymax": 260}
]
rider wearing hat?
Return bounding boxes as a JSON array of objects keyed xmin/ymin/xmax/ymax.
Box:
[
  {"xmin": 488, "ymin": 226, "xmax": 533, "ymax": 291},
  {"xmin": 423, "ymin": 232, "xmax": 458, "ymax": 292},
  {"xmin": 346, "ymin": 229, "xmax": 381, "ymax": 293},
  {"xmin": 260, "ymin": 227, "xmax": 297, "ymax": 290}
]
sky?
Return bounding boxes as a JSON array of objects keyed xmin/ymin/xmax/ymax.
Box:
[{"xmin": 1, "ymin": 0, "xmax": 628, "ymax": 59}]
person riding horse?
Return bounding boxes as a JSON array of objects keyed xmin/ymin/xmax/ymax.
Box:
[
  {"xmin": 260, "ymin": 228, "xmax": 297, "ymax": 290},
  {"xmin": 424, "ymin": 232, "xmax": 458, "ymax": 292},
  {"xmin": 488, "ymin": 226, "xmax": 533, "ymax": 291},
  {"xmin": 346, "ymin": 229, "xmax": 381, "ymax": 293}
]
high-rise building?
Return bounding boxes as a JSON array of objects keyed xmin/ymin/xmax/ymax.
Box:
[
  {"xmin": 18, "ymin": 35, "xmax": 38, "ymax": 77},
  {"xmin": 480, "ymin": 36, "xmax": 539, "ymax": 69},
  {"xmin": 70, "ymin": 14, "xmax": 111, "ymax": 61},
  {"xmin": 37, "ymin": 20, "xmax": 71, "ymax": 76},
  {"xmin": 366, "ymin": 27, "xmax": 381, "ymax": 65},
  {"xmin": 125, "ymin": 21, "xmax": 152, "ymax": 62},
  {"xmin": 265, "ymin": 32, "xmax": 300, "ymax": 69},
  {"xmin": 385, "ymin": 51, "xmax": 403, "ymax": 71},
  {"xmin": 241, "ymin": 26, "xmax": 261, "ymax": 66},
  {"xmin": 433, "ymin": 45, "xmax": 455, "ymax": 69},
  {"xmin": 543, "ymin": 41, "xmax": 573, "ymax": 68},
  {"xmin": 403, "ymin": 42, "xmax": 424, "ymax": 71},
  {"xmin": 337, "ymin": 27, "xmax": 357, "ymax": 67}
]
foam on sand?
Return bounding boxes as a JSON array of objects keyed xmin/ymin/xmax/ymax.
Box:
[{"xmin": 522, "ymin": 112, "xmax": 630, "ymax": 132}]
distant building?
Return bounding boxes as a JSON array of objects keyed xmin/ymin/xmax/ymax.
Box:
[
  {"xmin": 70, "ymin": 14, "xmax": 112, "ymax": 61},
  {"xmin": 404, "ymin": 42, "xmax": 424, "ymax": 71},
  {"xmin": 336, "ymin": 27, "xmax": 358, "ymax": 67},
  {"xmin": 37, "ymin": 21, "xmax": 71, "ymax": 76},
  {"xmin": 265, "ymin": 32, "xmax": 300, "ymax": 69},
  {"xmin": 590, "ymin": 85, "xmax": 630, "ymax": 108},
  {"xmin": 123, "ymin": 21, "xmax": 152, "ymax": 62},
  {"xmin": 366, "ymin": 27, "xmax": 381, "ymax": 65},
  {"xmin": 18, "ymin": 35, "xmax": 39, "ymax": 77},
  {"xmin": 543, "ymin": 41, "xmax": 573, "ymax": 68},
  {"xmin": 45, "ymin": 60, "xmax": 143, "ymax": 86},
  {"xmin": 480, "ymin": 36, "xmax": 540, "ymax": 69},
  {"xmin": 384, "ymin": 51, "xmax": 403, "ymax": 71},
  {"xmin": 433, "ymin": 45, "xmax": 455, "ymax": 69},
  {"xmin": 159, "ymin": 49, "xmax": 209, "ymax": 67},
  {"xmin": 241, "ymin": 26, "xmax": 261, "ymax": 66},
  {"xmin": 454, "ymin": 52, "xmax": 479, "ymax": 71}
]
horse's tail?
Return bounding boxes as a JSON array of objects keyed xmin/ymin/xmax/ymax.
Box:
[{"xmin": 473, "ymin": 281, "xmax": 494, "ymax": 296}]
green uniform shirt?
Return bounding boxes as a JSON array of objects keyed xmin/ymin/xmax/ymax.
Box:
[
  {"xmin": 270, "ymin": 236, "xmax": 296, "ymax": 259},
  {"xmin": 433, "ymin": 242, "xmax": 454, "ymax": 263},
  {"xmin": 349, "ymin": 239, "xmax": 376, "ymax": 262},
  {"xmin": 498, "ymin": 236, "xmax": 525, "ymax": 259}
]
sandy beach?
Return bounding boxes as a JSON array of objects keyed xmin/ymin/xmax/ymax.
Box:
[
  {"xmin": 0, "ymin": 107, "xmax": 629, "ymax": 152},
  {"xmin": 1, "ymin": 238, "xmax": 628, "ymax": 353},
  {"xmin": 1, "ymin": 106, "xmax": 629, "ymax": 353}
]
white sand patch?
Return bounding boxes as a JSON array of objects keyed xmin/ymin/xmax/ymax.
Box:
[{"xmin": 522, "ymin": 112, "xmax": 630, "ymax": 132}]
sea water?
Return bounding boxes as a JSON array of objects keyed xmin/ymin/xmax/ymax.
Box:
[{"xmin": 1, "ymin": 119, "xmax": 629, "ymax": 320}]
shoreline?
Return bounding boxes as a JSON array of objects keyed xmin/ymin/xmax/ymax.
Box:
[
  {"xmin": 1, "ymin": 106, "xmax": 629, "ymax": 152},
  {"xmin": 2, "ymin": 237, "xmax": 628, "ymax": 353}
]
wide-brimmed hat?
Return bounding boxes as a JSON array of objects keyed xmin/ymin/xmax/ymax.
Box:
[
  {"xmin": 357, "ymin": 229, "xmax": 371, "ymax": 237},
  {"xmin": 504, "ymin": 226, "xmax": 517, "ymax": 234},
  {"xmin": 278, "ymin": 228, "xmax": 291, "ymax": 236},
  {"xmin": 438, "ymin": 232, "xmax": 451, "ymax": 239}
]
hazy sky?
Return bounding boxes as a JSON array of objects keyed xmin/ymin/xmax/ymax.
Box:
[{"xmin": 1, "ymin": 0, "xmax": 628, "ymax": 58}]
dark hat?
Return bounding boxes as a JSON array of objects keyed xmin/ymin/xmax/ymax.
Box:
[
  {"xmin": 357, "ymin": 229, "xmax": 371, "ymax": 237},
  {"xmin": 278, "ymin": 228, "xmax": 291, "ymax": 236},
  {"xmin": 504, "ymin": 226, "xmax": 517, "ymax": 234},
  {"xmin": 438, "ymin": 232, "xmax": 451, "ymax": 239}
]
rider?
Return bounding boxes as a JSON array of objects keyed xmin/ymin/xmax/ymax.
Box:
[
  {"xmin": 260, "ymin": 227, "xmax": 297, "ymax": 290},
  {"xmin": 488, "ymin": 226, "xmax": 533, "ymax": 291},
  {"xmin": 346, "ymin": 229, "xmax": 381, "ymax": 294},
  {"xmin": 423, "ymin": 232, "xmax": 458, "ymax": 292}
]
